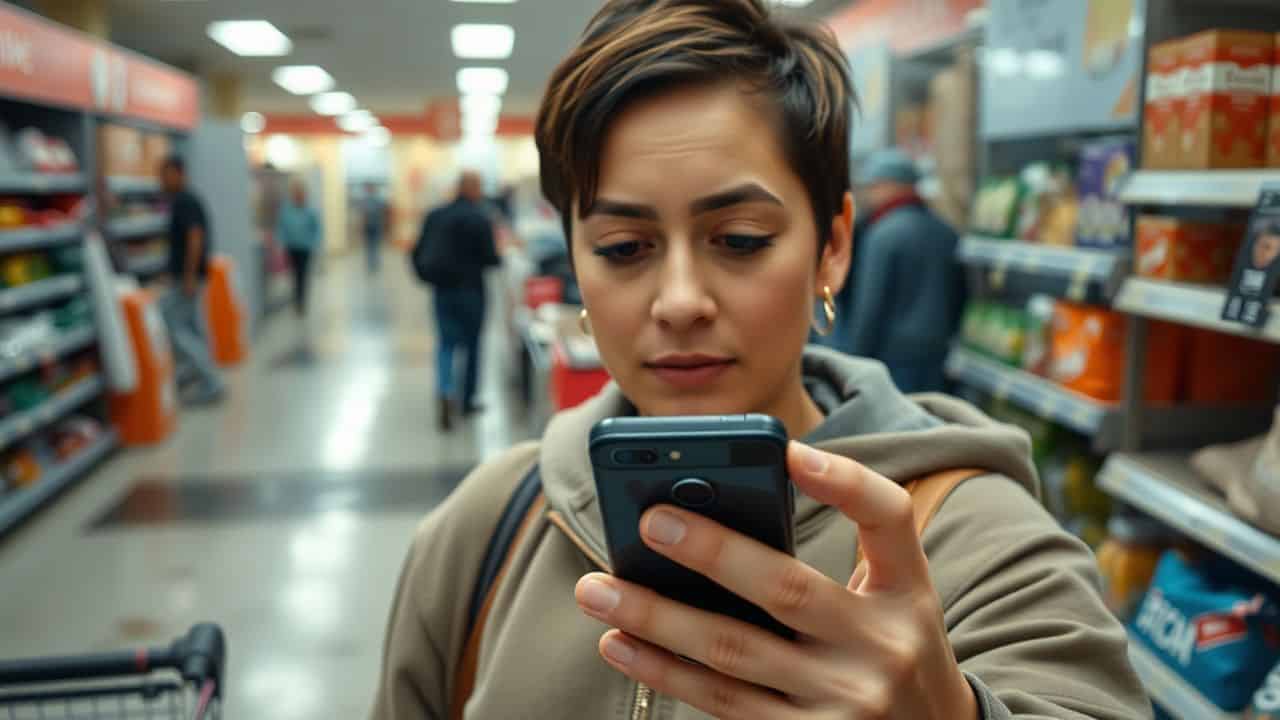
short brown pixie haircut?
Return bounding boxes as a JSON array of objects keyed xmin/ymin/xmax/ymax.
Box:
[{"xmin": 535, "ymin": 0, "xmax": 857, "ymax": 250}]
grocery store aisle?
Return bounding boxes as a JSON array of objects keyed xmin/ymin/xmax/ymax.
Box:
[{"xmin": 0, "ymin": 252, "xmax": 531, "ymax": 719}]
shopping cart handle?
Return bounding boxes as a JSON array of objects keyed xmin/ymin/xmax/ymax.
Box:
[{"xmin": 173, "ymin": 623, "xmax": 226, "ymax": 687}]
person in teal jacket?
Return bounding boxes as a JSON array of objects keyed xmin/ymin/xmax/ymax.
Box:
[
  {"xmin": 276, "ymin": 180, "xmax": 323, "ymax": 317},
  {"xmin": 845, "ymin": 149, "xmax": 965, "ymax": 393}
]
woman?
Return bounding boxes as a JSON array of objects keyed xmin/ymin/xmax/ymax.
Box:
[
  {"xmin": 371, "ymin": 1, "xmax": 1150, "ymax": 718},
  {"xmin": 276, "ymin": 180, "xmax": 322, "ymax": 316}
]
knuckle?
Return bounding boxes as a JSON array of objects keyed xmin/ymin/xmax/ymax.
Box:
[
  {"xmin": 885, "ymin": 486, "xmax": 914, "ymax": 527},
  {"xmin": 706, "ymin": 628, "xmax": 750, "ymax": 675},
  {"xmin": 861, "ymin": 681, "xmax": 893, "ymax": 719},
  {"xmin": 707, "ymin": 675, "xmax": 742, "ymax": 719},
  {"xmin": 767, "ymin": 562, "xmax": 816, "ymax": 615}
]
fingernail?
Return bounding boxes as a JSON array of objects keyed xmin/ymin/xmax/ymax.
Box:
[
  {"xmin": 602, "ymin": 634, "xmax": 637, "ymax": 666},
  {"xmin": 579, "ymin": 578, "xmax": 621, "ymax": 615},
  {"xmin": 645, "ymin": 509, "xmax": 686, "ymax": 545},
  {"xmin": 798, "ymin": 443, "xmax": 829, "ymax": 475}
]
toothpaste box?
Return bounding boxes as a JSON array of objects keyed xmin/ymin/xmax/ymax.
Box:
[{"xmin": 1181, "ymin": 29, "xmax": 1274, "ymax": 169}]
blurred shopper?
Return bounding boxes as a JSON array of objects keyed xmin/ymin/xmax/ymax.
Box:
[
  {"xmin": 160, "ymin": 155, "xmax": 224, "ymax": 405},
  {"xmin": 362, "ymin": 181, "xmax": 390, "ymax": 274},
  {"xmin": 846, "ymin": 148, "xmax": 964, "ymax": 393},
  {"xmin": 412, "ymin": 170, "xmax": 500, "ymax": 431},
  {"xmin": 371, "ymin": 2, "xmax": 1147, "ymax": 719},
  {"xmin": 276, "ymin": 180, "xmax": 323, "ymax": 317}
]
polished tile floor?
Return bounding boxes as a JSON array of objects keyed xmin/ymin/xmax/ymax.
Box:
[{"xmin": 0, "ymin": 252, "xmax": 532, "ymax": 719}]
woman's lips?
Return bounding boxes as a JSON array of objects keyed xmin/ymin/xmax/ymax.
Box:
[{"xmin": 645, "ymin": 356, "xmax": 736, "ymax": 389}]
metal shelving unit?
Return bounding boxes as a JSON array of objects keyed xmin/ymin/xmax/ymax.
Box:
[
  {"xmin": 106, "ymin": 175, "xmax": 161, "ymax": 195},
  {"xmin": 0, "ymin": 374, "xmax": 105, "ymax": 453},
  {"xmin": 1117, "ymin": 170, "xmax": 1280, "ymax": 209},
  {"xmin": 0, "ymin": 275, "xmax": 82, "ymax": 314},
  {"xmin": 1115, "ymin": 278, "xmax": 1280, "ymax": 344},
  {"xmin": 0, "ymin": 172, "xmax": 85, "ymax": 195},
  {"xmin": 958, "ymin": 236, "xmax": 1130, "ymax": 302},
  {"xmin": 0, "ymin": 429, "xmax": 116, "ymax": 538},
  {"xmin": 0, "ymin": 222, "xmax": 81, "ymax": 253},
  {"xmin": 0, "ymin": 326, "xmax": 96, "ymax": 384},
  {"xmin": 1127, "ymin": 633, "xmax": 1241, "ymax": 720},
  {"xmin": 126, "ymin": 251, "xmax": 167, "ymax": 277},
  {"xmin": 107, "ymin": 212, "xmax": 167, "ymax": 240}
]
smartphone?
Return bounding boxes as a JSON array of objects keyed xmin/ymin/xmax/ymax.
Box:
[{"xmin": 589, "ymin": 414, "xmax": 795, "ymax": 638}]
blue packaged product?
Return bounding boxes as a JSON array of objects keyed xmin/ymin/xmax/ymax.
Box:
[
  {"xmin": 1247, "ymin": 660, "xmax": 1280, "ymax": 719},
  {"xmin": 1130, "ymin": 551, "xmax": 1280, "ymax": 712}
]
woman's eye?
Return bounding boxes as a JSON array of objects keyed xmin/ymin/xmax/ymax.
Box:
[
  {"xmin": 716, "ymin": 234, "xmax": 775, "ymax": 254},
  {"xmin": 592, "ymin": 240, "xmax": 650, "ymax": 263}
]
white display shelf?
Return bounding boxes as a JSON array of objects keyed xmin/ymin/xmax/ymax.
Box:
[
  {"xmin": 1115, "ymin": 278, "xmax": 1280, "ymax": 345},
  {"xmin": 945, "ymin": 346, "xmax": 1114, "ymax": 438},
  {"xmin": 108, "ymin": 212, "xmax": 167, "ymax": 239},
  {"xmin": 126, "ymin": 251, "xmax": 167, "ymax": 277},
  {"xmin": 0, "ymin": 429, "xmax": 116, "ymax": 538},
  {"xmin": 1100, "ymin": 452, "xmax": 1280, "ymax": 585},
  {"xmin": 0, "ymin": 222, "xmax": 81, "ymax": 253},
  {"xmin": 0, "ymin": 374, "xmax": 104, "ymax": 453},
  {"xmin": 958, "ymin": 236, "xmax": 1130, "ymax": 301},
  {"xmin": 1117, "ymin": 170, "xmax": 1280, "ymax": 208},
  {"xmin": 106, "ymin": 175, "xmax": 161, "ymax": 195},
  {"xmin": 0, "ymin": 172, "xmax": 85, "ymax": 194},
  {"xmin": 0, "ymin": 325, "xmax": 96, "ymax": 384},
  {"xmin": 0, "ymin": 275, "xmax": 82, "ymax": 314},
  {"xmin": 1127, "ymin": 632, "xmax": 1240, "ymax": 720}
]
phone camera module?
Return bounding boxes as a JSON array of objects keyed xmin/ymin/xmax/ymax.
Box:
[
  {"xmin": 671, "ymin": 477, "xmax": 716, "ymax": 508},
  {"xmin": 612, "ymin": 449, "xmax": 659, "ymax": 465}
]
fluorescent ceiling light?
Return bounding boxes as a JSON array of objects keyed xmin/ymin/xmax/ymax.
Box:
[
  {"xmin": 452, "ymin": 24, "xmax": 515, "ymax": 60},
  {"xmin": 338, "ymin": 110, "xmax": 377, "ymax": 133},
  {"xmin": 272, "ymin": 65, "xmax": 335, "ymax": 95},
  {"xmin": 206, "ymin": 20, "xmax": 292, "ymax": 57},
  {"xmin": 463, "ymin": 112, "xmax": 499, "ymax": 137},
  {"xmin": 240, "ymin": 111, "xmax": 266, "ymax": 134},
  {"xmin": 451, "ymin": 0, "xmax": 516, "ymax": 3},
  {"xmin": 367, "ymin": 127, "xmax": 392, "ymax": 146},
  {"xmin": 456, "ymin": 67, "xmax": 508, "ymax": 95},
  {"xmin": 310, "ymin": 91, "xmax": 357, "ymax": 116},
  {"xmin": 460, "ymin": 93, "xmax": 502, "ymax": 119}
]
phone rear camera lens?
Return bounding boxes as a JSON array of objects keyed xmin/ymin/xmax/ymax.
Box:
[
  {"xmin": 671, "ymin": 478, "xmax": 716, "ymax": 508},
  {"xmin": 612, "ymin": 449, "xmax": 659, "ymax": 465}
]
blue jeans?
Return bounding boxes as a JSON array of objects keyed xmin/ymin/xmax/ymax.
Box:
[
  {"xmin": 433, "ymin": 285, "xmax": 485, "ymax": 408},
  {"xmin": 365, "ymin": 231, "xmax": 382, "ymax": 273}
]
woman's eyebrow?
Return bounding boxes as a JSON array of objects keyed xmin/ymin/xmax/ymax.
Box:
[
  {"xmin": 690, "ymin": 183, "xmax": 783, "ymax": 214},
  {"xmin": 584, "ymin": 199, "xmax": 659, "ymax": 221}
]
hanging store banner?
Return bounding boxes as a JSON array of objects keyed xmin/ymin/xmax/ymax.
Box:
[
  {"xmin": 981, "ymin": 0, "xmax": 1143, "ymax": 139},
  {"xmin": 827, "ymin": 0, "xmax": 984, "ymax": 56},
  {"xmin": 0, "ymin": 3, "xmax": 199, "ymax": 129}
]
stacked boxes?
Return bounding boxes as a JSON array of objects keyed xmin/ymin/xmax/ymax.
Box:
[
  {"xmin": 1135, "ymin": 215, "xmax": 1243, "ymax": 284},
  {"xmin": 1143, "ymin": 40, "xmax": 1184, "ymax": 169},
  {"xmin": 1271, "ymin": 33, "xmax": 1280, "ymax": 167}
]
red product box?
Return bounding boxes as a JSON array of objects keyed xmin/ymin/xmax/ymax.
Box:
[
  {"xmin": 1269, "ymin": 33, "xmax": 1280, "ymax": 167},
  {"xmin": 1144, "ymin": 39, "xmax": 1184, "ymax": 169},
  {"xmin": 1180, "ymin": 29, "xmax": 1274, "ymax": 169},
  {"xmin": 1185, "ymin": 328, "xmax": 1280, "ymax": 405},
  {"xmin": 1135, "ymin": 215, "xmax": 1243, "ymax": 284}
]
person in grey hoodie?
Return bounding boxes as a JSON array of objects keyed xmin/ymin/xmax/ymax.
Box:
[
  {"xmin": 371, "ymin": 1, "xmax": 1151, "ymax": 718},
  {"xmin": 845, "ymin": 149, "xmax": 965, "ymax": 393}
]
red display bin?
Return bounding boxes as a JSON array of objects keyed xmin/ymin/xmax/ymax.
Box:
[
  {"xmin": 204, "ymin": 255, "xmax": 248, "ymax": 367},
  {"xmin": 108, "ymin": 289, "xmax": 178, "ymax": 446},
  {"xmin": 550, "ymin": 342, "xmax": 610, "ymax": 411},
  {"xmin": 524, "ymin": 276, "xmax": 564, "ymax": 310}
]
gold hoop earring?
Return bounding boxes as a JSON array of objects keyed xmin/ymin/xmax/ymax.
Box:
[
  {"xmin": 812, "ymin": 286, "xmax": 836, "ymax": 337},
  {"xmin": 579, "ymin": 308, "xmax": 592, "ymax": 336}
]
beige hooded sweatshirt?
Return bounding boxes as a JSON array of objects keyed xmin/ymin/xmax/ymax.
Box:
[{"xmin": 370, "ymin": 348, "xmax": 1152, "ymax": 719}]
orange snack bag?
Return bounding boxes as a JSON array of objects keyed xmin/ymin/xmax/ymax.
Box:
[
  {"xmin": 1180, "ymin": 30, "xmax": 1273, "ymax": 169},
  {"xmin": 1048, "ymin": 303, "xmax": 1181, "ymax": 404}
]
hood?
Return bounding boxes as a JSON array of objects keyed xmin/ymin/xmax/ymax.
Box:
[{"xmin": 539, "ymin": 346, "xmax": 1039, "ymax": 566}]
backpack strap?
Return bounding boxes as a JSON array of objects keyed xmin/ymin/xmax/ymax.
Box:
[
  {"xmin": 451, "ymin": 466, "xmax": 543, "ymax": 720},
  {"xmin": 854, "ymin": 468, "xmax": 986, "ymax": 569}
]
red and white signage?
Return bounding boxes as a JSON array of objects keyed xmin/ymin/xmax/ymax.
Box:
[
  {"xmin": 826, "ymin": 0, "xmax": 983, "ymax": 54},
  {"xmin": 0, "ymin": 4, "xmax": 199, "ymax": 129}
]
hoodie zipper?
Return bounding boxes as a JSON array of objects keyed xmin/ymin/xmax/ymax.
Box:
[{"xmin": 631, "ymin": 682, "xmax": 654, "ymax": 720}]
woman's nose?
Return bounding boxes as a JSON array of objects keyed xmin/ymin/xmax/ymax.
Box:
[{"xmin": 650, "ymin": 250, "xmax": 715, "ymax": 331}]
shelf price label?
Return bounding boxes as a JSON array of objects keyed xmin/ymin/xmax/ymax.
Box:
[
  {"xmin": 993, "ymin": 375, "xmax": 1014, "ymax": 402},
  {"xmin": 989, "ymin": 263, "xmax": 1008, "ymax": 291}
]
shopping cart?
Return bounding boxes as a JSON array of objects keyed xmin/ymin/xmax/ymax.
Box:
[{"xmin": 0, "ymin": 623, "xmax": 225, "ymax": 719}]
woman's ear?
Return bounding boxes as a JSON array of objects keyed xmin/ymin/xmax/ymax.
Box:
[{"xmin": 818, "ymin": 191, "xmax": 855, "ymax": 295}]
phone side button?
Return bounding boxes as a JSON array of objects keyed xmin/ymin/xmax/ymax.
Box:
[{"xmin": 671, "ymin": 477, "xmax": 717, "ymax": 509}]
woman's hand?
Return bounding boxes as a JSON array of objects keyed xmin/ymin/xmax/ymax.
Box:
[{"xmin": 574, "ymin": 442, "xmax": 978, "ymax": 720}]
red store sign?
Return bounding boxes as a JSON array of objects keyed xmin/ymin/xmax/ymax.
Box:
[{"xmin": 0, "ymin": 4, "xmax": 199, "ymax": 130}]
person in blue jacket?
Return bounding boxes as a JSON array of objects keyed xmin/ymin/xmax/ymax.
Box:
[
  {"xmin": 276, "ymin": 180, "xmax": 323, "ymax": 317},
  {"xmin": 844, "ymin": 148, "xmax": 964, "ymax": 393}
]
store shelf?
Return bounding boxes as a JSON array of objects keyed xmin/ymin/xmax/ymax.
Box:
[
  {"xmin": 106, "ymin": 175, "xmax": 161, "ymax": 195},
  {"xmin": 126, "ymin": 251, "xmax": 167, "ymax": 277},
  {"xmin": 1117, "ymin": 170, "xmax": 1280, "ymax": 208},
  {"xmin": 0, "ymin": 172, "xmax": 86, "ymax": 194},
  {"xmin": 1100, "ymin": 452, "xmax": 1280, "ymax": 585},
  {"xmin": 1115, "ymin": 278, "xmax": 1280, "ymax": 344},
  {"xmin": 0, "ymin": 222, "xmax": 81, "ymax": 253},
  {"xmin": 108, "ymin": 212, "xmax": 167, "ymax": 239},
  {"xmin": 0, "ymin": 374, "xmax": 104, "ymax": 453},
  {"xmin": 0, "ymin": 325, "xmax": 96, "ymax": 384},
  {"xmin": 945, "ymin": 346, "xmax": 1115, "ymax": 438},
  {"xmin": 958, "ymin": 236, "xmax": 1129, "ymax": 301},
  {"xmin": 0, "ymin": 275, "xmax": 82, "ymax": 314},
  {"xmin": 0, "ymin": 429, "xmax": 117, "ymax": 539},
  {"xmin": 1127, "ymin": 632, "xmax": 1240, "ymax": 720}
]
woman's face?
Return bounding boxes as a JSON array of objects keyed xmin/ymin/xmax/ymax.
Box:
[{"xmin": 571, "ymin": 82, "xmax": 852, "ymax": 429}]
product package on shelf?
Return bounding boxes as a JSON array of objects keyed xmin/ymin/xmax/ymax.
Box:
[
  {"xmin": 969, "ymin": 177, "xmax": 1023, "ymax": 238},
  {"xmin": 1144, "ymin": 39, "xmax": 1185, "ymax": 169},
  {"xmin": 97, "ymin": 124, "xmax": 145, "ymax": 179},
  {"xmin": 960, "ymin": 300, "xmax": 1027, "ymax": 366},
  {"xmin": 1249, "ymin": 660, "xmax": 1280, "ymax": 718},
  {"xmin": 1271, "ymin": 33, "xmax": 1280, "ymax": 169},
  {"xmin": 141, "ymin": 134, "xmax": 171, "ymax": 179},
  {"xmin": 1047, "ymin": 302, "xmax": 1181, "ymax": 404},
  {"xmin": 1077, "ymin": 139, "xmax": 1135, "ymax": 249},
  {"xmin": 1016, "ymin": 163, "xmax": 1078, "ymax": 246},
  {"xmin": 1131, "ymin": 550, "xmax": 1280, "ymax": 712},
  {"xmin": 1181, "ymin": 30, "xmax": 1274, "ymax": 169},
  {"xmin": 14, "ymin": 127, "xmax": 79, "ymax": 175},
  {"xmin": 1097, "ymin": 514, "xmax": 1172, "ymax": 621},
  {"xmin": 1136, "ymin": 214, "xmax": 1244, "ymax": 284},
  {"xmin": 1191, "ymin": 407, "xmax": 1280, "ymax": 537},
  {"xmin": 1185, "ymin": 329, "xmax": 1280, "ymax": 404},
  {"xmin": 1021, "ymin": 295, "xmax": 1055, "ymax": 376}
]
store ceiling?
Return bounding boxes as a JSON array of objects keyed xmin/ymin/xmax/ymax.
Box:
[{"xmin": 99, "ymin": 0, "xmax": 850, "ymax": 118}]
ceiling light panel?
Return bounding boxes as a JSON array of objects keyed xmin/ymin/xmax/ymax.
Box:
[
  {"xmin": 456, "ymin": 67, "xmax": 509, "ymax": 95},
  {"xmin": 338, "ymin": 110, "xmax": 377, "ymax": 133},
  {"xmin": 460, "ymin": 93, "xmax": 502, "ymax": 118},
  {"xmin": 452, "ymin": 24, "xmax": 515, "ymax": 60},
  {"xmin": 272, "ymin": 65, "xmax": 335, "ymax": 95},
  {"xmin": 207, "ymin": 20, "xmax": 292, "ymax": 57},
  {"xmin": 310, "ymin": 91, "xmax": 357, "ymax": 116},
  {"xmin": 451, "ymin": 0, "xmax": 516, "ymax": 4}
]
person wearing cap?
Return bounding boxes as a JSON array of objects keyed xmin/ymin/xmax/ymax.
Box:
[{"xmin": 844, "ymin": 148, "xmax": 964, "ymax": 393}]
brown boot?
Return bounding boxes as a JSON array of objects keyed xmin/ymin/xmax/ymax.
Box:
[{"xmin": 438, "ymin": 397, "xmax": 454, "ymax": 432}]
